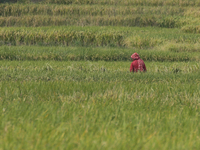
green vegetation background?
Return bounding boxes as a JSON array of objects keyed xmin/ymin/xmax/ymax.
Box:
[{"xmin": 0, "ymin": 0, "xmax": 200, "ymax": 149}]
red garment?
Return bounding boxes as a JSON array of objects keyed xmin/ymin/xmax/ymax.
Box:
[
  {"xmin": 131, "ymin": 53, "xmax": 140, "ymax": 60},
  {"xmin": 130, "ymin": 53, "xmax": 146, "ymax": 72}
]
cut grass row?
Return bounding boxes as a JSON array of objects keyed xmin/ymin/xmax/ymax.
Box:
[
  {"xmin": 0, "ymin": 46, "xmax": 199, "ymax": 62},
  {"xmin": 1, "ymin": 27, "xmax": 200, "ymax": 47}
]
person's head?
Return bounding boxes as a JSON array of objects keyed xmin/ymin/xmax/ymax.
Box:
[{"xmin": 131, "ymin": 53, "xmax": 140, "ymax": 60}]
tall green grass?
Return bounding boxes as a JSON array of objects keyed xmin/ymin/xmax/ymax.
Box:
[
  {"xmin": 1, "ymin": 0, "xmax": 200, "ymax": 149},
  {"xmin": 0, "ymin": 4, "xmax": 200, "ymax": 28},
  {"xmin": 1, "ymin": 2, "xmax": 200, "ymax": 28},
  {"xmin": 0, "ymin": 61, "xmax": 199, "ymax": 81},
  {"xmin": 0, "ymin": 46, "xmax": 199, "ymax": 61},
  {"xmin": 1, "ymin": 27, "xmax": 200, "ymax": 47},
  {"xmin": 0, "ymin": 4, "xmax": 186, "ymax": 17},
  {"xmin": 0, "ymin": 61, "xmax": 200, "ymax": 149},
  {"xmin": 0, "ymin": 15, "xmax": 186, "ymax": 28},
  {"xmin": 1, "ymin": 81, "xmax": 200, "ymax": 150},
  {"xmin": 181, "ymin": 25, "xmax": 200, "ymax": 33}
]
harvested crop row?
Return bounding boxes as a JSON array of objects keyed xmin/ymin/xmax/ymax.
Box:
[
  {"xmin": 0, "ymin": 15, "xmax": 184, "ymax": 28},
  {"xmin": 2, "ymin": 0, "xmax": 200, "ymax": 6},
  {"xmin": 0, "ymin": 4, "xmax": 185, "ymax": 17}
]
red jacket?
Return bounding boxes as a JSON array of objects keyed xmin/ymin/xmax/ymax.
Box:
[{"xmin": 130, "ymin": 58, "xmax": 146, "ymax": 72}]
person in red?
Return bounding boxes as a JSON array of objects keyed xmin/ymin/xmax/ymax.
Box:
[{"xmin": 130, "ymin": 53, "xmax": 147, "ymax": 73}]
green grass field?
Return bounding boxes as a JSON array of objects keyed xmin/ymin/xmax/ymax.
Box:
[
  {"xmin": 0, "ymin": 61, "xmax": 200, "ymax": 149},
  {"xmin": 0, "ymin": 0, "xmax": 200, "ymax": 149}
]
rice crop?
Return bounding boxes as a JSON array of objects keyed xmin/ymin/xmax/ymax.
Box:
[
  {"xmin": 0, "ymin": 15, "xmax": 187, "ymax": 28},
  {"xmin": 1, "ymin": 4, "xmax": 200, "ymax": 28},
  {"xmin": 0, "ymin": 1, "xmax": 200, "ymax": 29},
  {"xmin": 1, "ymin": 26, "xmax": 200, "ymax": 47},
  {"xmin": 164, "ymin": 42, "xmax": 200, "ymax": 52},
  {"xmin": 0, "ymin": 61, "xmax": 199, "ymax": 81},
  {"xmin": 0, "ymin": 61, "xmax": 200, "ymax": 149},
  {"xmin": 0, "ymin": 4, "xmax": 186, "ymax": 17},
  {"xmin": 181, "ymin": 25, "xmax": 200, "ymax": 33},
  {"xmin": 0, "ymin": 46, "xmax": 198, "ymax": 61},
  {"xmin": 1, "ymin": 0, "xmax": 200, "ymax": 149},
  {"xmin": 2, "ymin": 0, "xmax": 200, "ymax": 6}
]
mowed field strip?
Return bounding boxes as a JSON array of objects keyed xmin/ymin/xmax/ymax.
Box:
[{"xmin": 0, "ymin": 0, "xmax": 200, "ymax": 149}]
